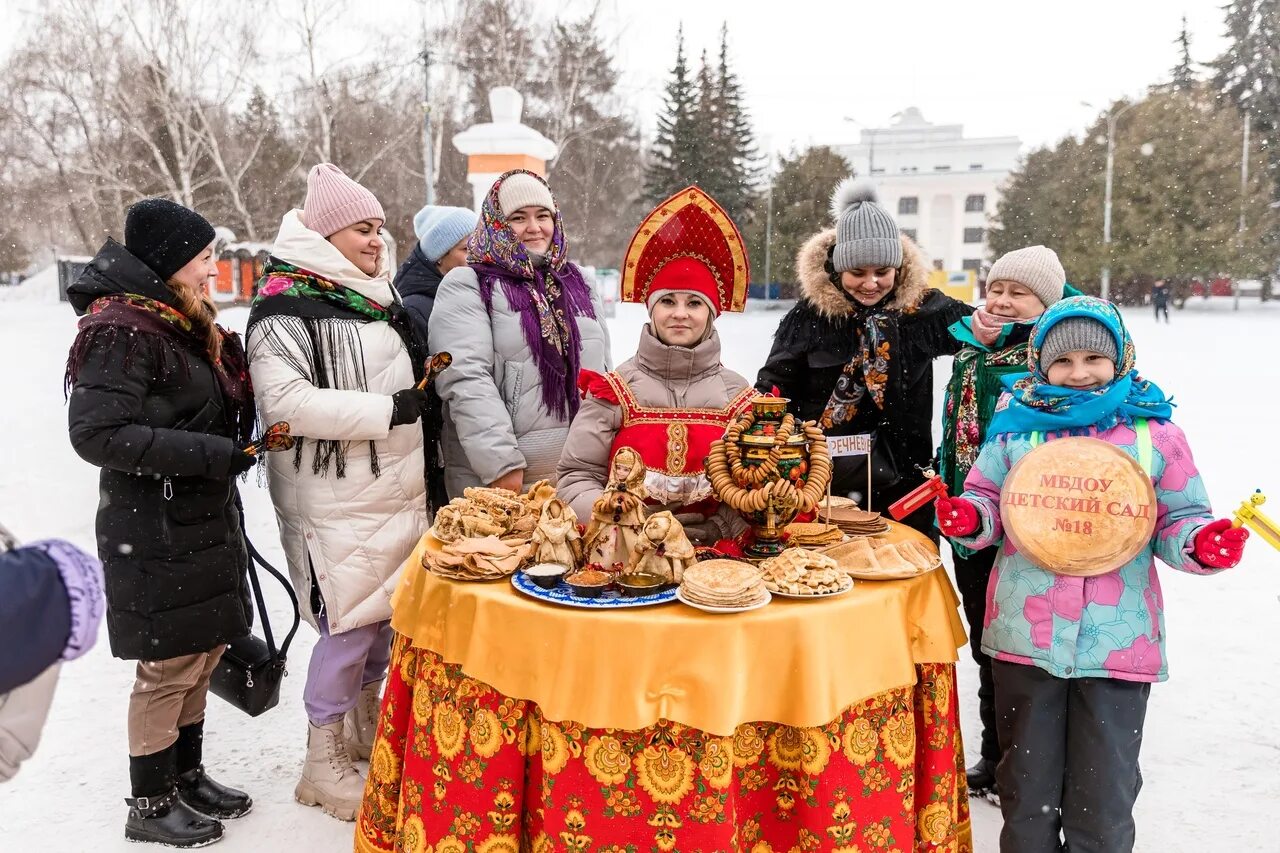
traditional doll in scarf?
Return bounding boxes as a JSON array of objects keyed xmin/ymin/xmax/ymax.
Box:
[
  {"xmin": 934, "ymin": 244, "xmax": 1080, "ymax": 799},
  {"xmin": 531, "ymin": 498, "xmax": 582, "ymax": 568},
  {"xmin": 628, "ymin": 511, "xmax": 697, "ymax": 583},
  {"xmin": 755, "ymin": 179, "xmax": 972, "ymax": 539},
  {"xmin": 430, "ymin": 169, "xmax": 611, "ymax": 497},
  {"xmin": 583, "ymin": 447, "xmax": 649, "ymax": 570},
  {"xmin": 936, "ymin": 297, "xmax": 1248, "ymax": 853}
]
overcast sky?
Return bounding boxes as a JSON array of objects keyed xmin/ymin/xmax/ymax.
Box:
[{"xmin": 1, "ymin": 0, "xmax": 1234, "ymax": 157}]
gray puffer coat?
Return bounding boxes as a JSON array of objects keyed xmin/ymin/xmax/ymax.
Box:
[{"xmin": 430, "ymin": 265, "xmax": 610, "ymax": 495}]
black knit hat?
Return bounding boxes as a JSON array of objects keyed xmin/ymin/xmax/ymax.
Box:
[{"xmin": 124, "ymin": 198, "xmax": 216, "ymax": 281}]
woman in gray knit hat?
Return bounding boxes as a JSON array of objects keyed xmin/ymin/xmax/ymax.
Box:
[{"xmin": 755, "ymin": 179, "xmax": 973, "ymax": 538}]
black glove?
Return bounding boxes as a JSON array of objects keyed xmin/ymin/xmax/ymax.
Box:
[
  {"xmin": 228, "ymin": 444, "xmax": 257, "ymax": 476},
  {"xmin": 390, "ymin": 388, "xmax": 429, "ymax": 427}
]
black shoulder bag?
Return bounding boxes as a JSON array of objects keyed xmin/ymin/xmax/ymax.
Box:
[{"xmin": 210, "ymin": 538, "xmax": 300, "ymax": 717}]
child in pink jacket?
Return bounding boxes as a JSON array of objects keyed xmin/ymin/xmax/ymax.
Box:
[{"xmin": 936, "ymin": 297, "xmax": 1247, "ymax": 853}]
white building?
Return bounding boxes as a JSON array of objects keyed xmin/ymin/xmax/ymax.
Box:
[{"xmin": 832, "ymin": 108, "xmax": 1022, "ymax": 278}]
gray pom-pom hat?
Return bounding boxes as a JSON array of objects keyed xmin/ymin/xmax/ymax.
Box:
[{"xmin": 829, "ymin": 177, "xmax": 903, "ymax": 272}]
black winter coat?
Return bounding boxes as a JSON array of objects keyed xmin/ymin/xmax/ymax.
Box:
[
  {"xmin": 65, "ymin": 240, "xmax": 252, "ymax": 661},
  {"xmin": 393, "ymin": 243, "xmax": 448, "ymax": 509},
  {"xmin": 755, "ymin": 229, "xmax": 973, "ymax": 535}
]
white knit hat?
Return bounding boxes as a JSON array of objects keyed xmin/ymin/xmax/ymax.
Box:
[
  {"xmin": 497, "ymin": 172, "xmax": 555, "ymax": 217},
  {"xmin": 987, "ymin": 245, "xmax": 1066, "ymax": 309}
]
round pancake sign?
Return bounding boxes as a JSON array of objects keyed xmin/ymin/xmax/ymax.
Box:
[{"xmin": 1001, "ymin": 437, "xmax": 1157, "ymax": 577}]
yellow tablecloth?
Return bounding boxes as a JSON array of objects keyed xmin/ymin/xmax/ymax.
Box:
[{"xmin": 390, "ymin": 523, "xmax": 968, "ymax": 735}]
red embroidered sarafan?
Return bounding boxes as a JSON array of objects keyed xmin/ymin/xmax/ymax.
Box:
[
  {"xmin": 588, "ymin": 370, "xmax": 756, "ymax": 506},
  {"xmin": 620, "ymin": 186, "xmax": 750, "ymax": 314}
]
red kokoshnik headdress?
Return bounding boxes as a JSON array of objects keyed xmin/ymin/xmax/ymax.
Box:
[{"xmin": 620, "ymin": 186, "xmax": 749, "ymax": 314}]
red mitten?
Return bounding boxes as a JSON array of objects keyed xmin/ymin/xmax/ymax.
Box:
[
  {"xmin": 936, "ymin": 497, "xmax": 980, "ymax": 537},
  {"xmin": 1192, "ymin": 519, "xmax": 1249, "ymax": 569}
]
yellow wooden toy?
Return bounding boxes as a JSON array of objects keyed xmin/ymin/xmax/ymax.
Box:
[{"xmin": 1232, "ymin": 490, "xmax": 1280, "ymax": 551}]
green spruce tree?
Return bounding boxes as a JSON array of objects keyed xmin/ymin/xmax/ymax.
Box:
[
  {"xmin": 709, "ymin": 24, "xmax": 760, "ymax": 221},
  {"xmin": 1170, "ymin": 14, "xmax": 1197, "ymax": 91},
  {"xmin": 1213, "ymin": 0, "xmax": 1280, "ymax": 173},
  {"xmin": 644, "ymin": 26, "xmax": 703, "ymax": 204}
]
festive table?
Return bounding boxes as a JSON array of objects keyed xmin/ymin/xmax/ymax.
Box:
[{"xmin": 356, "ymin": 522, "xmax": 973, "ymax": 852}]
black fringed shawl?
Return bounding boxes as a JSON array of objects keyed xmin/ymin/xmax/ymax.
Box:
[{"xmin": 247, "ymin": 261, "xmax": 420, "ymax": 478}]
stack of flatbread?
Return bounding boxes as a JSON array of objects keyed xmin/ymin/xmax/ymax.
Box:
[
  {"xmin": 818, "ymin": 506, "xmax": 890, "ymax": 537},
  {"xmin": 783, "ymin": 522, "xmax": 843, "ymax": 548},
  {"xmin": 760, "ymin": 549, "xmax": 849, "ymax": 596},
  {"xmin": 680, "ymin": 559, "xmax": 769, "ymax": 609},
  {"xmin": 429, "ymin": 480, "xmax": 556, "ymax": 546},
  {"xmin": 824, "ymin": 538, "xmax": 939, "ymax": 580},
  {"xmin": 424, "ymin": 535, "xmax": 532, "ymax": 581}
]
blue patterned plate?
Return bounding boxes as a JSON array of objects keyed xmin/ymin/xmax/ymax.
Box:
[{"xmin": 511, "ymin": 571, "xmax": 678, "ymax": 609}]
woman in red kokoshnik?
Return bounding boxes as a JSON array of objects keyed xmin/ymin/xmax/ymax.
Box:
[{"xmin": 557, "ymin": 187, "xmax": 756, "ymax": 545}]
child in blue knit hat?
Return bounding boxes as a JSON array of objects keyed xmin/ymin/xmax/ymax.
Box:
[{"xmin": 935, "ymin": 296, "xmax": 1248, "ymax": 852}]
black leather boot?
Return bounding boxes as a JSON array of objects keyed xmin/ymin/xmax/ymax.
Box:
[
  {"xmin": 175, "ymin": 722, "xmax": 253, "ymax": 819},
  {"xmin": 177, "ymin": 766, "xmax": 253, "ymax": 820},
  {"xmin": 966, "ymin": 757, "xmax": 1000, "ymax": 801},
  {"xmin": 127, "ymin": 749, "xmax": 223, "ymax": 847}
]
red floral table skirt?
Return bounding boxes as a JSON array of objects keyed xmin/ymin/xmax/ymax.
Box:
[{"xmin": 356, "ymin": 634, "xmax": 971, "ymax": 853}]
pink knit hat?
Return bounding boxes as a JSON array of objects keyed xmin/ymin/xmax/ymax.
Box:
[{"xmin": 302, "ymin": 163, "xmax": 385, "ymax": 237}]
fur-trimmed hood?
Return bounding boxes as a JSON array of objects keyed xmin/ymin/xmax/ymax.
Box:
[{"xmin": 795, "ymin": 228, "xmax": 931, "ymax": 319}]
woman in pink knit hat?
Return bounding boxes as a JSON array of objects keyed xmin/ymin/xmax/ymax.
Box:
[{"xmin": 246, "ymin": 164, "xmax": 428, "ymax": 821}]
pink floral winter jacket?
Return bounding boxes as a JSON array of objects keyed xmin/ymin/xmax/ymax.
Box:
[{"xmin": 953, "ymin": 418, "xmax": 1221, "ymax": 683}]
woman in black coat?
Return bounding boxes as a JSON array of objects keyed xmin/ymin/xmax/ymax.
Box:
[
  {"xmin": 756, "ymin": 181, "xmax": 972, "ymax": 538},
  {"xmin": 65, "ymin": 199, "xmax": 257, "ymax": 848}
]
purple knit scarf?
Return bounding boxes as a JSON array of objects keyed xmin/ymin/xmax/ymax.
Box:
[{"xmin": 473, "ymin": 261, "xmax": 595, "ymax": 421}]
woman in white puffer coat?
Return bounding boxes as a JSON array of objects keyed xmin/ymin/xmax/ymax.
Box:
[
  {"xmin": 430, "ymin": 169, "xmax": 610, "ymax": 496},
  {"xmin": 247, "ymin": 164, "xmax": 427, "ymax": 822}
]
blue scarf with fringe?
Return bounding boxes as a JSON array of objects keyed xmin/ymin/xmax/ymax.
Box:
[{"xmin": 988, "ymin": 296, "xmax": 1173, "ymax": 436}]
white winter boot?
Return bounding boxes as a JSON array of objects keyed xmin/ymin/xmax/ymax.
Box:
[
  {"xmin": 294, "ymin": 721, "xmax": 365, "ymax": 821},
  {"xmin": 344, "ymin": 680, "xmax": 383, "ymax": 762}
]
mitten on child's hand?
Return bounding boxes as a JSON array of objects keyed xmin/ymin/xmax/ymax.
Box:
[
  {"xmin": 1192, "ymin": 519, "xmax": 1248, "ymax": 569},
  {"xmin": 936, "ymin": 497, "xmax": 979, "ymax": 537}
]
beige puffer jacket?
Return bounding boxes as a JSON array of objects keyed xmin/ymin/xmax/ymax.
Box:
[
  {"xmin": 557, "ymin": 324, "xmax": 750, "ymax": 538},
  {"xmin": 247, "ymin": 210, "xmax": 427, "ymax": 635}
]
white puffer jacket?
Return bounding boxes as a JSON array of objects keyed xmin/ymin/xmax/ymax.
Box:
[
  {"xmin": 430, "ymin": 265, "xmax": 611, "ymax": 496},
  {"xmin": 247, "ymin": 210, "xmax": 427, "ymax": 634}
]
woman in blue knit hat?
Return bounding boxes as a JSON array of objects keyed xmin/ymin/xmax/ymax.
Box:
[{"xmin": 394, "ymin": 204, "xmax": 478, "ymax": 509}]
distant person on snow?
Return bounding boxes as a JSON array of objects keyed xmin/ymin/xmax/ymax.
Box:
[
  {"xmin": 0, "ymin": 526, "xmax": 103, "ymax": 784},
  {"xmin": 66, "ymin": 199, "xmax": 258, "ymax": 847},
  {"xmin": 1151, "ymin": 278, "xmax": 1171, "ymax": 322}
]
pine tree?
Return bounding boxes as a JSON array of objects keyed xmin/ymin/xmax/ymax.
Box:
[
  {"xmin": 644, "ymin": 26, "xmax": 703, "ymax": 204},
  {"xmin": 1170, "ymin": 14, "xmax": 1196, "ymax": 91},
  {"xmin": 710, "ymin": 24, "xmax": 760, "ymax": 221},
  {"xmin": 1213, "ymin": 0, "xmax": 1280, "ymax": 172}
]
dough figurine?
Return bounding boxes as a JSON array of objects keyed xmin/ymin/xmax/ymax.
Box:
[
  {"xmin": 531, "ymin": 498, "xmax": 582, "ymax": 568},
  {"xmin": 628, "ymin": 511, "xmax": 696, "ymax": 583},
  {"xmin": 583, "ymin": 448, "xmax": 648, "ymax": 571}
]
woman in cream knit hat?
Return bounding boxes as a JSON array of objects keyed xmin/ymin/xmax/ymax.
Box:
[
  {"xmin": 936, "ymin": 243, "xmax": 1080, "ymax": 800},
  {"xmin": 429, "ymin": 169, "xmax": 611, "ymax": 497}
]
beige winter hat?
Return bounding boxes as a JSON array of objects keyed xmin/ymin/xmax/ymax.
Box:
[
  {"xmin": 497, "ymin": 172, "xmax": 555, "ymax": 216},
  {"xmin": 987, "ymin": 245, "xmax": 1066, "ymax": 308}
]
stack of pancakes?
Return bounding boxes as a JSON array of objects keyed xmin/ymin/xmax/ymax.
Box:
[
  {"xmin": 783, "ymin": 522, "xmax": 843, "ymax": 548},
  {"xmin": 824, "ymin": 538, "xmax": 939, "ymax": 580},
  {"xmin": 680, "ymin": 559, "xmax": 769, "ymax": 609},
  {"xmin": 818, "ymin": 505, "xmax": 890, "ymax": 537}
]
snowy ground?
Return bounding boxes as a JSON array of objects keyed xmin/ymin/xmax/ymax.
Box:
[{"xmin": 0, "ymin": 293, "xmax": 1276, "ymax": 851}]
